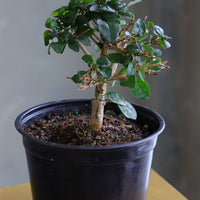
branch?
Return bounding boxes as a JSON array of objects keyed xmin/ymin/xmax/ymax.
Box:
[
  {"xmin": 136, "ymin": 61, "xmax": 170, "ymax": 70},
  {"xmin": 111, "ymin": 63, "xmax": 118, "ymax": 76},
  {"xmin": 90, "ymin": 36, "xmax": 102, "ymax": 48},
  {"xmin": 77, "ymin": 40, "xmax": 90, "ymax": 55}
]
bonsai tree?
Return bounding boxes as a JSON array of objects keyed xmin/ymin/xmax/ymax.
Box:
[{"xmin": 44, "ymin": 0, "xmax": 171, "ymax": 131}]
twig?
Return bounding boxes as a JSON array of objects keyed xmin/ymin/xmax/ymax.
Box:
[{"xmin": 77, "ymin": 40, "xmax": 90, "ymax": 55}]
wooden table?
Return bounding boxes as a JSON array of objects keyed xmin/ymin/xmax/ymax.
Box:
[{"xmin": 0, "ymin": 170, "xmax": 187, "ymax": 200}]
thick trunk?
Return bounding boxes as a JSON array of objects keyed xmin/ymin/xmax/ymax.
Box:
[
  {"xmin": 90, "ymin": 82, "xmax": 107, "ymax": 131},
  {"xmin": 90, "ymin": 45, "xmax": 109, "ymax": 131}
]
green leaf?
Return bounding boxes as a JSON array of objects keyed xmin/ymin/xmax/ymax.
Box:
[
  {"xmin": 126, "ymin": 43, "xmax": 143, "ymax": 54},
  {"xmin": 90, "ymin": 4, "xmax": 99, "ymax": 12},
  {"xmin": 120, "ymin": 75, "xmax": 136, "ymax": 88},
  {"xmin": 98, "ymin": 67, "xmax": 112, "ymax": 79},
  {"xmin": 133, "ymin": 56, "xmax": 142, "ymax": 65},
  {"xmin": 84, "ymin": 0, "xmax": 95, "ymax": 5},
  {"xmin": 44, "ymin": 30, "xmax": 50, "ymax": 46},
  {"xmin": 45, "ymin": 18, "xmax": 52, "ymax": 28},
  {"xmin": 126, "ymin": 0, "xmax": 142, "ymax": 8},
  {"xmin": 107, "ymin": 53, "xmax": 125, "ymax": 63},
  {"xmin": 118, "ymin": 101, "xmax": 137, "ymax": 120},
  {"xmin": 127, "ymin": 63, "xmax": 136, "ymax": 76},
  {"xmin": 96, "ymin": 56, "xmax": 110, "ymax": 67},
  {"xmin": 118, "ymin": 68, "xmax": 127, "ymax": 74},
  {"xmin": 72, "ymin": 70, "xmax": 87, "ymax": 84},
  {"xmin": 64, "ymin": 32, "xmax": 73, "ymax": 43},
  {"xmin": 134, "ymin": 18, "xmax": 146, "ymax": 37},
  {"xmin": 107, "ymin": 91, "xmax": 126, "ymax": 106},
  {"xmin": 75, "ymin": 15, "xmax": 89, "ymax": 26},
  {"xmin": 130, "ymin": 78, "xmax": 150, "ymax": 100},
  {"xmin": 125, "ymin": 31, "xmax": 134, "ymax": 39},
  {"xmin": 99, "ymin": 5, "xmax": 116, "ymax": 13},
  {"xmin": 82, "ymin": 55, "xmax": 93, "ymax": 65},
  {"xmin": 52, "ymin": 7, "xmax": 68, "ymax": 17},
  {"xmin": 49, "ymin": 20, "xmax": 60, "ymax": 31},
  {"xmin": 51, "ymin": 42, "xmax": 66, "ymax": 54},
  {"xmin": 147, "ymin": 21, "xmax": 154, "ymax": 28},
  {"xmin": 164, "ymin": 40, "xmax": 171, "ymax": 49},
  {"xmin": 138, "ymin": 68, "xmax": 145, "ymax": 81},
  {"xmin": 120, "ymin": 11, "xmax": 134, "ymax": 19},
  {"xmin": 72, "ymin": 72, "xmax": 82, "ymax": 84},
  {"xmin": 154, "ymin": 25, "xmax": 164, "ymax": 36},
  {"xmin": 153, "ymin": 48, "xmax": 162, "ymax": 56},
  {"xmin": 68, "ymin": 40, "xmax": 79, "ymax": 52},
  {"xmin": 97, "ymin": 19, "xmax": 120, "ymax": 43}
]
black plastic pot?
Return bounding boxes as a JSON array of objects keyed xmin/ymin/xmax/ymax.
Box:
[{"xmin": 15, "ymin": 99, "xmax": 165, "ymax": 200}]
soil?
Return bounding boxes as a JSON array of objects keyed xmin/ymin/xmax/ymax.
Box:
[{"xmin": 24, "ymin": 112, "xmax": 149, "ymax": 146}]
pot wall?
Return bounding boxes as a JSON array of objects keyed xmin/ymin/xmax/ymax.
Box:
[{"xmin": 15, "ymin": 99, "xmax": 165, "ymax": 200}]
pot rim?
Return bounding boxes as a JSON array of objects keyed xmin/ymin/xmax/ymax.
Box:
[{"xmin": 15, "ymin": 99, "xmax": 165, "ymax": 151}]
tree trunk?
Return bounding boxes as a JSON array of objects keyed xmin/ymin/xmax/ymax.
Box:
[{"xmin": 90, "ymin": 44, "xmax": 109, "ymax": 131}]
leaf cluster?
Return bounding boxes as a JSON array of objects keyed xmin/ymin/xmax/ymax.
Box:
[{"xmin": 44, "ymin": 0, "xmax": 171, "ymax": 120}]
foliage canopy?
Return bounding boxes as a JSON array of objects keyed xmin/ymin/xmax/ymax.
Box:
[{"xmin": 44, "ymin": 0, "xmax": 171, "ymax": 127}]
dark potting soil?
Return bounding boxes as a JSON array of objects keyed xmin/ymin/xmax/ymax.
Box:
[{"xmin": 24, "ymin": 112, "xmax": 149, "ymax": 146}]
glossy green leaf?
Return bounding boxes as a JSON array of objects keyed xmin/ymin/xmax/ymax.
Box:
[
  {"xmin": 49, "ymin": 20, "xmax": 60, "ymax": 31},
  {"xmin": 134, "ymin": 18, "xmax": 146, "ymax": 37},
  {"xmin": 147, "ymin": 21, "xmax": 154, "ymax": 28},
  {"xmin": 98, "ymin": 67, "xmax": 112, "ymax": 79},
  {"xmin": 82, "ymin": 55, "xmax": 93, "ymax": 65},
  {"xmin": 52, "ymin": 7, "xmax": 67, "ymax": 17},
  {"xmin": 154, "ymin": 25, "xmax": 164, "ymax": 36},
  {"xmin": 153, "ymin": 48, "xmax": 162, "ymax": 56},
  {"xmin": 64, "ymin": 32, "xmax": 73, "ymax": 43},
  {"xmin": 120, "ymin": 11, "xmax": 134, "ymax": 19},
  {"xmin": 138, "ymin": 69, "xmax": 145, "ymax": 81},
  {"xmin": 107, "ymin": 53, "xmax": 125, "ymax": 63},
  {"xmin": 118, "ymin": 101, "xmax": 137, "ymax": 120},
  {"xmin": 96, "ymin": 56, "xmax": 110, "ymax": 67},
  {"xmin": 99, "ymin": 5, "xmax": 116, "ymax": 13},
  {"xmin": 84, "ymin": 0, "xmax": 95, "ymax": 5},
  {"xmin": 107, "ymin": 91, "xmax": 126, "ymax": 106},
  {"xmin": 51, "ymin": 42, "xmax": 66, "ymax": 54},
  {"xmin": 126, "ymin": 0, "xmax": 142, "ymax": 7},
  {"xmin": 164, "ymin": 40, "xmax": 171, "ymax": 49},
  {"xmin": 97, "ymin": 19, "xmax": 120, "ymax": 43},
  {"xmin": 68, "ymin": 40, "xmax": 79, "ymax": 52},
  {"xmin": 130, "ymin": 78, "xmax": 150, "ymax": 100},
  {"xmin": 72, "ymin": 70, "xmax": 87, "ymax": 84},
  {"xmin": 126, "ymin": 43, "xmax": 143, "ymax": 54},
  {"xmin": 127, "ymin": 63, "xmax": 136, "ymax": 76},
  {"xmin": 120, "ymin": 75, "xmax": 136, "ymax": 88},
  {"xmin": 118, "ymin": 68, "xmax": 127, "ymax": 74},
  {"xmin": 44, "ymin": 30, "xmax": 51, "ymax": 46},
  {"xmin": 72, "ymin": 73, "xmax": 82, "ymax": 84},
  {"xmin": 45, "ymin": 18, "xmax": 53, "ymax": 28}
]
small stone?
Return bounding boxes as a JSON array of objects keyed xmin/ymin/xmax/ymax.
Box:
[
  {"xmin": 91, "ymin": 140, "xmax": 97, "ymax": 146},
  {"xmin": 125, "ymin": 125, "xmax": 132, "ymax": 129},
  {"xmin": 95, "ymin": 135, "xmax": 101, "ymax": 140}
]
